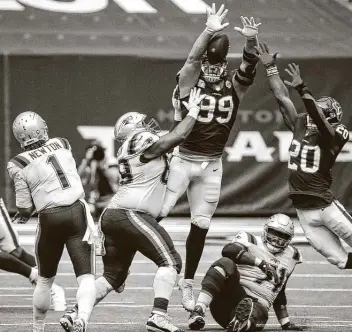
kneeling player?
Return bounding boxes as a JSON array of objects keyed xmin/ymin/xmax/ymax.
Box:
[{"xmin": 188, "ymin": 214, "xmax": 303, "ymax": 331}]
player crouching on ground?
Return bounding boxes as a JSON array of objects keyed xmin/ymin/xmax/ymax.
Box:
[
  {"xmin": 60, "ymin": 88, "xmax": 205, "ymax": 332},
  {"xmin": 188, "ymin": 214, "xmax": 304, "ymax": 332},
  {"xmin": 7, "ymin": 112, "xmax": 97, "ymax": 332}
]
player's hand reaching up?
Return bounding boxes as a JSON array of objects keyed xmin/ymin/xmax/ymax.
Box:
[
  {"xmin": 284, "ymin": 63, "xmax": 304, "ymax": 88},
  {"xmin": 205, "ymin": 3, "xmax": 229, "ymax": 34},
  {"xmin": 182, "ymin": 87, "xmax": 205, "ymax": 111},
  {"xmin": 234, "ymin": 16, "xmax": 261, "ymax": 39},
  {"xmin": 258, "ymin": 260, "xmax": 279, "ymax": 284},
  {"xmin": 254, "ymin": 42, "xmax": 278, "ymax": 68}
]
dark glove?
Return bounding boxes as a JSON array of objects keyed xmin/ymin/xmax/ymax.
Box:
[
  {"xmin": 282, "ymin": 322, "xmax": 305, "ymax": 331},
  {"xmin": 258, "ymin": 260, "xmax": 279, "ymax": 284}
]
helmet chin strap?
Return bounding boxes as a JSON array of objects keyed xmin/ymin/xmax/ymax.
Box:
[{"xmin": 266, "ymin": 242, "xmax": 283, "ymax": 254}]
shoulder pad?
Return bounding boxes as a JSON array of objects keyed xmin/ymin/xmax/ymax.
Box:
[
  {"xmin": 232, "ymin": 231, "xmax": 257, "ymax": 245},
  {"xmin": 127, "ymin": 131, "xmax": 159, "ymax": 156},
  {"xmin": 56, "ymin": 137, "xmax": 71, "ymax": 150},
  {"xmin": 8, "ymin": 155, "xmax": 30, "ymax": 170}
]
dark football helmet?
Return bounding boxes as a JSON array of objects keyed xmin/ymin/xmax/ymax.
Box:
[
  {"xmin": 201, "ymin": 34, "xmax": 229, "ymax": 83},
  {"xmin": 307, "ymin": 96, "xmax": 343, "ymax": 129}
]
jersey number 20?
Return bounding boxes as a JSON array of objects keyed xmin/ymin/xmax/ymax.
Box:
[
  {"xmin": 288, "ymin": 139, "xmax": 321, "ymax": 173},
  {"xmin": 197, "ymin": 95, "xmax": 233, "ymax": 124}
]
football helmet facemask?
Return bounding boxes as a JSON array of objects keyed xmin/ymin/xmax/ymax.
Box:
[
  {"xmin": 262, "ymin": 214, "xmax": 294, "ymax": 254},
  {"xmin": 12, "ymin": 111, "xmax": 49, "ymax": 149},
  {"xmin": 114, "ymin": 112, "xmax": 160, "ymax": 143},
  {"xmin": 201, "ymin": 56, "xmax": 228, "ymax": 83},
  {"xmin": 307, "ymin": 96, "xmax": 343, "ymax": 130}
]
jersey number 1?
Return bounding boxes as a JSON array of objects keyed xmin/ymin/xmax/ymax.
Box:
[{"xmin": 47, "ymin": 155, "xmax": 71, "ymax": 189}]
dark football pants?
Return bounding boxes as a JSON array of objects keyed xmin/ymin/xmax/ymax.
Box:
[
  {"xmin": 35, "ymin": 200, "xmax": 92, "ymax": 278},
  {"xmin": 100, "ymin": 208, "xmax": 182, "ymax": 290},
  {"xmin": 210, "ymin": 267, "xmax": 268, "ymax": 330}
]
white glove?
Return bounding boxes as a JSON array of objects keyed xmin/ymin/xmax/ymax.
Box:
[
  {"xmin": 205, "ymin": 3, "xmax": 229, "ymax": 34},
  {"xmin": 234, "ymin": 16, "xmax": 261, "ymax": 39},
  {"xmin": 183, "ymin": 88, "xmax": 206, "ymax": 119}
]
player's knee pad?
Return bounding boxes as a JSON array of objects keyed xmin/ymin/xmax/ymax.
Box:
[
  {"xmin": 204, "ymin": 179, "xmax": 221, "ymax": 204},
  {"xmin": 211, "ymin": 257, "xmax": 237, "ymax": 278},
  {"xmin": 201, "ymin": 264, "xmax": 227, "ymax": 295},
  {"xmin": 155, "ymin": 266, "xmax": 177, "ymax": 286},
  {"xmin": 191, "ymin": 216, "xmax": 211, "ymax": 230},
  {"xmin": 33, "ymin": 276, "xmax": 54, "ymax": 312}
]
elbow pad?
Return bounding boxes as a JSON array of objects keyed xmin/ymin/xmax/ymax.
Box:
[{"xmin": 222, "ymin": 243, "xmax": 247, "ymax": 263}]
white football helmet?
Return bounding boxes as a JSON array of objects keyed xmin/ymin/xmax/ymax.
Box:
[
  {"xmin": 12, "ymin": 111, "xmax": 49, "ymax": 148},
  {"xmin": 262, "ymin": 214, "xmax": 294, "ymax": 254},
  {"xmin": 114, "ymin": 112, "xmax": 160, "ymax": 143}
]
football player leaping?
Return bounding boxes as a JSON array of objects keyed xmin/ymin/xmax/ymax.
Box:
[
  {"xmin": 0, "ymin": 198, "xmax": 66, "ymax": 311},
  {"xmin": 188, "ymin": 214, "xmax": 303, "ymax": 332},
  {"xmin": 60, "ymin": 88, "xmax": 205, "ymax": 332},
  {"xmin": 255, "ymin": 42, "xmax": 352, "ymax": 270},
  {"xmin": 160, "ymin": 3, "xmax": 261, "ymax": 311},
  {"xmin": 7, "ymin": 112, "xmax": 97, "ymax": 332}
]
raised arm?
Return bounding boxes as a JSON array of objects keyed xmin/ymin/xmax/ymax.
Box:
[
  {"xmin": 142, "ymin": 88, "xmax": 205, "ymax": 161},
  {"xmin": 178, "ymin": 3, "xmax": 229, "ymax": 98},
  {"xmin": 284, "ymin": 63, "xmax": 335, "ymax": 140},
  {"xmin": 255, "ymin": 43, "xmax": 298, "ymax": 132},
  {"xmin": 231, "ymin": 16, "xmax": 261, "ymax": 100}
]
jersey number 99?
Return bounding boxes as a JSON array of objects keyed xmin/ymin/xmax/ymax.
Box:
[
  {"xmin": 288, "ymin": 140, "xmax": 321, "ymax": 173},
  {"xmin": 197, "ymin": 95, "xmax": 233, "ymax": 124}
]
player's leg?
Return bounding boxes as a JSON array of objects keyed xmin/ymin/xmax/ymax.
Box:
[
  {"xmin": 33, "ymin": 214, "xmax": 66, "ymax": 332},
  {"xmin": 124, "ymin": 210, "xmax": 182, "ymax": 332},
  {"xmin": 159, "ymin": 156, "xmax": 191, "ymax": 218},
  {"xmin": 182, "ymin": 159, "xmax": 222, "ymax": 311},
  {"xmin": 320, "ymin": 200, "xmax": 352, "ymax": 268},
  {"xmin": 65, "ymin": 201, "xmax": 97, "ymax": 332},
  {"xmin": 297, "ymin": 208, "xmax": 349, "ymax": 269},
  {"xmin": 188, "ymin": 256, "xmax": 240, "ymax": 330}
]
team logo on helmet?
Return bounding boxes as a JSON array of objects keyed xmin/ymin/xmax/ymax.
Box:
[
  {"xmin": 262, "ymin": 214, "xmax": 294, "ymax": 254},
  {"xmin": 307, "ymin": 96, "xmax": 343, "ymax": 130}
]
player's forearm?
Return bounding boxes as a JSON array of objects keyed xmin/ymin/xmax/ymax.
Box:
[
  {"xmin": 274, "ymin": 304, "xmax": 290, "ymax": 327},
  {"xmin": 222, "ymin": 243, "xmax": 262, "ymax": 266},
  {"xmin": 187, "ymin": 29, "xmax": 213, "ymax": 63},
  {"xmin": 297, "ymin": 83, "xmax": 335, "ymax": 137},
  {"xmin": 169, "ymin": 120, "xmax": 181, "ymax": 133},
  {"xmin": 239, "ymin": 43, "xmax": 259, "ymax": 75}
]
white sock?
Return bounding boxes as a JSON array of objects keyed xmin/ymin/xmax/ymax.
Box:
[
  {"xmin": 196, "ymin": 291, "xmax": 213, "ymax": 312},
  {"xmin": 29, "ymin": 268, "xmax": 38, "ymax": 284},
  {"xmin": 33, "ymin": 276, "xmax": 54, "ymax": 332},
  {"xmin": 94, "ymin": 276, "xmax": 113, "ymax": 306},
  {"xmin": 76, "ymin": 274, "xmax": 96, "ymax": 323},
  {"xmin": 153, "ymin": 266, "xmax": 177, "ymax": 300}
]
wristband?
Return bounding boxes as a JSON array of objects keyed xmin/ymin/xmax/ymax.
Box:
[
  {"xmin": 295, "ymin": 82, "xmax": 312, "ymax": 97},
  {"xmin": 187, "ymin": 107, "xmax": 200, "ymax": 119},
  {"xmin": 266, "ymin": 65, "xmax": 279, "ymax": 77},
  {"xmin": 205, "ymin": 27, "xmax": 215, "ymax": 35},
  {"xmin": 254, "ymin": 258, "xmax": 263, "ymax": 267},
  {"xmin": 243, "ymin": 47, "xmax": 259, "ymax": 65}
]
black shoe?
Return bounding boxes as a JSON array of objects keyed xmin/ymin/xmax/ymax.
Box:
[
  {"xmin": 226, "ymin": 298, "xmax": 254, "ymax": 332},
  {"xmin": 188, "ymin": 305, "xmax": 205, "ymax": 330}
]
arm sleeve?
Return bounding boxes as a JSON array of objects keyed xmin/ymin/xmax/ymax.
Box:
[{"xmin": 7, "ymin": 161, "xmax": 34, "ymax": 209}]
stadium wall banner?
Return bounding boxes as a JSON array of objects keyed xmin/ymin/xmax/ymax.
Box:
[{"xmin": 3, "ymin": 56, "xmax": 352, "ymax": 215}]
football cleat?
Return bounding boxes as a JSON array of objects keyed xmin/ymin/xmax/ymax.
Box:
[
  {"xmin": 146, "ymin": 312, "xmax": 184, "ymax": 332},
  {"xmin": 73, "ymin": 318, "xmax": 86, "ymax": 332},
  {"xmin": 178, "ymin": 277, "xmax": 195, "ymax": 312},
  {"xmin": 188, "ymin": 305, "xmax": 205, "ymax": 330},
  {"xmin": 226, "ymin": 298, "xmax": 254, "ymax": 332},
  {"xmin": 50, "ymin": 283, "xmax": 67, "ymax": 312},
  {"xmin": 60, "ymin": 308, "xmax": 78, "ymax": 332}
]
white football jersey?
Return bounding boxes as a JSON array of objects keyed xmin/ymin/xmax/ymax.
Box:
[
  {"xmin": 108, "ymin": 130, "xmax": 169, "ymax": 218},
  {"xmin": 232, "ymin": 231, "xmax": 302, "ymax": 310},
  {"xmin": 7, "ymin": 138, "xmax": 84, "ymax": 212}
]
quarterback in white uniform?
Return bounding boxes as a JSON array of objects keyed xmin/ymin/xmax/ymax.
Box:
[
  {"xmin": 7, "ymin": 112, "xmax": 97, "ymax": 332},
  {"xmin": 61, "ymin": 88, "xmax": 205, "ymax": 332},
  {"xmin": 188, "ymin": 214, "xmax": 303, "ymax": 332}
]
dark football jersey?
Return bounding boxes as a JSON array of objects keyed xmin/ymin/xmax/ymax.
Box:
[
  {"xmin": 179, "ymin": 75, "xmax": 239, "ymax": 157},
  {"xmin": 288, "ymin": 114, "xmax": 349, "ymax": 209}
]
